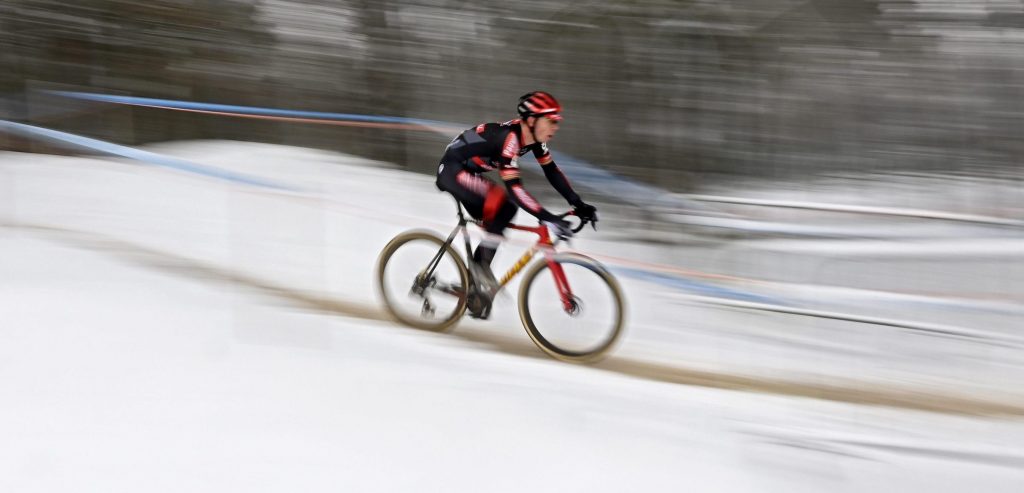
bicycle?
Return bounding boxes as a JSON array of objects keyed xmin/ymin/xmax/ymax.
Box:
[{"xmin": 376, "ymin": 199, "xmax": 626, "ymax": 363}]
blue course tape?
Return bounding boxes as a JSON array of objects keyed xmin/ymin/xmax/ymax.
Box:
[
  {"xmin": 46, "ymin": 91, "xmax": 453, "ymax": 128},
  {"xmin": 46, "ymin": 90, "xmax": 710, "ymax": 211},
  {"xmin": 610, "ymin": 266, "xmax": 787, "ymax": 305},
  {"xmin": 0, "ymin": 119, "xmax": 294, "ymax": 191}
]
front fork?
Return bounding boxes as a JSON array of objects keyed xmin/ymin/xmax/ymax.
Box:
[
  {"xmin": 542, "ymin": 250, "xmax": 576, "ymax": 313},
  {"xmin": 498, "ymin": 245, "xmax": 575, "ymax": 313}
]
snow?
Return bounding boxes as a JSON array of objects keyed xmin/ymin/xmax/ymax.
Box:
[{"xmin": 2, "ymin": 141, "xmax": 1024, "ymax": 492}]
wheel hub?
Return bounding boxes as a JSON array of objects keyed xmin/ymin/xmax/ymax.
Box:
[{"xmin": 565, "ymin": 295, "xmax": 582, "ymax": 317}]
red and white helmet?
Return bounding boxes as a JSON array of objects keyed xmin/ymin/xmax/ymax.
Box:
[{"xmin": 517, "ymin": 91, "xmax": 562, "ymax": 121}]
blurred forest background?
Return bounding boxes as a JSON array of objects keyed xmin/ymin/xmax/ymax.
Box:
[{"xmin": 2, "ymin": 0, "xmax": 1023, "ymax": 190}]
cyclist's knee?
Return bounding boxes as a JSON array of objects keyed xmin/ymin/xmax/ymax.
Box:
[
  {"xmin": 485, "ymin": 211, "xmax": 515, "ymax": 235},
  {"xmin": 496, "ymin": 199, "xmax": 517, "ymax": 222}
]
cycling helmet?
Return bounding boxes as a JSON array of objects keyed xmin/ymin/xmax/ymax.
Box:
[{"xmin": 517, "ymin": 91, "xmax": 563, "ymax": 121}]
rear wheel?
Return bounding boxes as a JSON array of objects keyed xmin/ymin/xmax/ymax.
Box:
[
  {"xmin": 376, "ymin": 230, "xmax": 469, "ymax": 332},
  {"xmin": 518, "ymin": 253, "xmax": 625, "ymax": 363}
]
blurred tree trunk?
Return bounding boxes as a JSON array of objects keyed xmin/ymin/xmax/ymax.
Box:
[{"xmin": 356, "ymin": 0, "xmax": 410, "ymax": 167}]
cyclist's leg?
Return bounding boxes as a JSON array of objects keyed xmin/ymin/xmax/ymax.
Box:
[
  {"xmin": 437, "ymin": 163, "xmax": 517, "ymax": 242},
  {"xmin": 475, "ymin": 186, "xmax": 517, "ymax": 267},
  {"xmin": 437, "ymin": 165, "xmax": 493, "ymax": 268},
  {"xmin": 436, "ymin": 166, "xmax": 520, "ymax": 300},
  {"xmin": 436, "ymin": 165, "xmax": 507, "ymax": 317},
  {"xmin": 469, "ymin": 189, "xmax": 517, "ymax": 318}
]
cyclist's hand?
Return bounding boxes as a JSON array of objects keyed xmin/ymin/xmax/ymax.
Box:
[
  {"xmin": 572, "ymin": 201, "xmax": 598, "ymax": 227},
  {"xmin": 544, "ymin": 218, "xmax": 574, "ymax": 241}
]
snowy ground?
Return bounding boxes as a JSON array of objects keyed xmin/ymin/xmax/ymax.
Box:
[{"xmin": 2, "ymin": 141, "xmax": 1024, "ymax": 492}]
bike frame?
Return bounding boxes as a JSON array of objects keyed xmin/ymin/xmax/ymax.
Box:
[{"xmin": 423, "ymin": 203, "xmax": 577, "ymax": 313}]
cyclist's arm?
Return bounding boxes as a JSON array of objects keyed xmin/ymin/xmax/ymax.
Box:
[
  {"xmin": 497, "ymin": 133, "xmax": 559, "ymax": 222},
  {"xmin": 533, "ymin": 144, "xmax": 581, "ymax": 205}
]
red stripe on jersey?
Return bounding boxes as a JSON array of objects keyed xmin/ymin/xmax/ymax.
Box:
[
  {"xmin": 471, "ymin": 156, "xmax": 495, "ymax": 170},
  {"xmin": 456, "ymin": 171, "xmax": 492, "ymax": 197},
  {"xmin": 511, "ymin": 184, "xmax": 542, "ymax": 213},
  {"xmin": 501, "ymin": 132, "xmax": 520, "ymax": 159},
  {"xmin": 537, "ymin": 154, "xmax": 553, "ymax": 165},
  {"xmin": 500, "ymin": 168, "xmax": 520, "ymax": 179}
]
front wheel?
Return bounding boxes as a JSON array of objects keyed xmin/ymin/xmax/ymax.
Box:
[
  {"xmin": 376, "ymin": 230, "xmax": 470, "ymax": 332},
  {"xmin": 518, "ymin": 253, "xmax": 625, "ymax": 363}
]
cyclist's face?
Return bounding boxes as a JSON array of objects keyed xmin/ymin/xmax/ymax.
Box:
[{"xmin": 532, "ymin": 115, "xmax": 561, "ymax": 143}]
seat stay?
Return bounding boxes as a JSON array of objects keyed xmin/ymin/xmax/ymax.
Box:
[{"xmin": 418, "ymin": 221, "xmax": 466, "ymax": 284}]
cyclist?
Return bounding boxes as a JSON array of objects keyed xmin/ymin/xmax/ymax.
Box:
[{"xmin": 435, "ymin": 91, "xmax": 598, "ymax": 312}]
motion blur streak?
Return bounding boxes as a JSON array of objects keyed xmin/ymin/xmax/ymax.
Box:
[{"xmin": 3, "ymin": 1, "xmax": 1024, "ymax": 491}]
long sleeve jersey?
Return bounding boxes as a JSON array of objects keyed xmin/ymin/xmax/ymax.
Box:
[{"xmin": 442, "ymin": 119, "xmax": 580, "ymax": 222}]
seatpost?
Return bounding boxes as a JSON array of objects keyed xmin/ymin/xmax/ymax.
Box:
[
  {"xmin": 454, "ymin": 197, "xmax": 467, "ymax": 225},
  {"xmin": 450, "ymin": 197, "xmax": 475, "ymax": 260}
]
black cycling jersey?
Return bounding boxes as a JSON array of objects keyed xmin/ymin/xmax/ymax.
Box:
[{"xmin": 439, "ymin": 119, "xmax": 580, "ymax": 222}]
